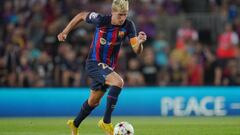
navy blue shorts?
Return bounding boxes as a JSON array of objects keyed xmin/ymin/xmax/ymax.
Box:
[{"xmin": 85, "ymin": 60, "xmax": 113, "ymax": 91}]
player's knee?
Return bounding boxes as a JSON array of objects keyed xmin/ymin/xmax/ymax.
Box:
[{"xmin": 114, "ymin": 78, "xmax": 124, "ymax": 88}]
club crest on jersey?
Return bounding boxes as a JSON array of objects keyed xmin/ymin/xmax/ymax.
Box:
[
  {"xmin": 100, "ymin": 38, "xmax": 106, "ymax": 45},
  {"xmin": 118, "ymin": 31, "xmax": 125, "ymax": 38}
]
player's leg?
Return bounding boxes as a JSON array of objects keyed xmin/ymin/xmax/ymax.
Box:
[
  {"xmin": 98, "ymin": 72, "xmax": 123, "ymax": 135},
  {"xmin": 103, "ymin": 71, "xmax": 124, "ymax": 123},
  {"xmin": 85, "ymin": 61, "xmax": 119, "ymax": 135},
  {"xmin": 73, "ymin": 90, "xmax": 105, "ymax": 127},
  {"xmin": 86, "ymin": 61, "xmax": 123, "ymax": 123},
  {"xmin": 74, "ymin": 60, "xmax": 110, "ymax": 128},
  {"xmin": 67, "ymin": 90, "xmax": 105, "ymax": 135}
]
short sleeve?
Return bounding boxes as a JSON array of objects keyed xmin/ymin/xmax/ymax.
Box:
[
  {"xmin": 86, "ymin": 12, "xmax": 104, "ymax": 25},
  {"xmin": 127, "ymin": 20, "xmax": 137, "ymax": 39},
  {"xmin": 127, "ymin": 20, "xmax": 138, "ymax": 46}
]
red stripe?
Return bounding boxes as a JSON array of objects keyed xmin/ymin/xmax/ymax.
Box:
[
  {"xmin": 96, "ymin": 27, "xmax": 105, "ymax": 61},
  {"xmin": 106, "ymin": 28, "xmax": 119, "ymax": 65}
]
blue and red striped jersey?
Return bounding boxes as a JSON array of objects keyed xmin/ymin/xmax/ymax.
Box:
[{"xmin": 85, "ymin": 12, "xmax": 137, "ymax": 68}]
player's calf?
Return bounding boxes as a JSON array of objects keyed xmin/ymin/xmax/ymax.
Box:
[
  {"xmin": 104, "ymin": 86, "xmax": 122, "ymax": 123},
  {"xmin": 73, "ymin": 100, "xmax": 95, "ymax": 128}
]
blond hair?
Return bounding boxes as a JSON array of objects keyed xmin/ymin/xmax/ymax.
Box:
[{"xmin": 112, "ymin": 0, "xmax": 129, "ymax": 12}]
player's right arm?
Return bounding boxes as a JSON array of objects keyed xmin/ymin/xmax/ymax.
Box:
[{"xmin": 57, "ymin": 12, "xmax": 89, "ymax": 42}]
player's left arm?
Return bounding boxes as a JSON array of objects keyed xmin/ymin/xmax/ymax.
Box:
[
  {"xmin": 130, "ymin": 31, "xmax": 147, "ymax": 54},
  {"xmin": 127, "ymin": 20, "xmax": 147, "ymax": 54}
]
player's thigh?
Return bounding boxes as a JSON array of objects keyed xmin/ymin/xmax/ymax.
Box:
[
  {"xmin": 105, "ymin": 71, "xmax": 124, "ymax": 88},
  {"xmin": 85, "ymin": 61, "xmax": 113, "ymax": 84}
]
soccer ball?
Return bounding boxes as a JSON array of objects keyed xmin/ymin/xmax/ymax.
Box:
[{"xmin": 114, "ymin": 121, "xmax": 134, "ymax": 135}]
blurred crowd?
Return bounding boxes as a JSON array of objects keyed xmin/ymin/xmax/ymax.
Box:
[{"xmin": 0, "ymin": 0, "xmax": 240, "ymax": 87}]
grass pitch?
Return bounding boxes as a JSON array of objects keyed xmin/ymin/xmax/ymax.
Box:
[{"xmin": 0, "ymin": 116, "xmax": 239, "ymax": 135}]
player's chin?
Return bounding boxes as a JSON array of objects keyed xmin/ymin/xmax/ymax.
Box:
[{"xmin": 119, "ymin": 21, "xmax": 124, "ymax": 25}]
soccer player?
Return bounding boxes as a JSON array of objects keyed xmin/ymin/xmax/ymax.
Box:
[{"xmin": 57, "ymin": 0, "xmax": 147, "ymax": 135}]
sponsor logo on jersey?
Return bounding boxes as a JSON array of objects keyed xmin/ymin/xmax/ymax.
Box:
[
  {"xmin": 100, "ymin": 30, "xmax": 106, "ymax": 33},
  {"xmin": 118, "ymin": 31, "xmax": 125, "ymax": 38}
]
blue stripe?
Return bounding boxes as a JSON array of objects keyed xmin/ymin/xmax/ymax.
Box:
[
  {"xmin": 91, "ymin": 28, "xmax": 100, "ymax": 60},
  {"xmin": 103, "ymin": 29, "xmax": 113, "ymax": 63}
]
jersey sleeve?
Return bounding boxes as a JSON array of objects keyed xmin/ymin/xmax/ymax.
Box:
[
  {"xmin": 127, "ymin": 21, "xmax": 138, "ymax": 46},
  {"xmin": 86, "ymin": 12, "xmax": 104, "ymax": 25}
]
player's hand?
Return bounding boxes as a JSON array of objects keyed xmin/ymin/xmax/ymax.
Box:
[
  {"xmin": 57, "ymin": 32, "xmax": 68, "ymax": 42},
  {"xmin": 137, "ymin": 31, "xmax": 147, "ymax": 44}
]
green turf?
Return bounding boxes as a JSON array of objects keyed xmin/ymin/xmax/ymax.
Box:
[{"xmin": 0, "ymin": 116, "xmax": 239, "ymax": 135}]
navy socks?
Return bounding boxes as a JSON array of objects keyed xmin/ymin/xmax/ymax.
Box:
[
  {"xmin": 74, "ymin": 100, "xmax": 95, "ymax": 127},
  {"xmin": 73, "ymin": 86, "xmax": 122, "ymax": 126},
  {"xmin": 103, "ymin": 86, "xmax": 122, "ymax": 123}
]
